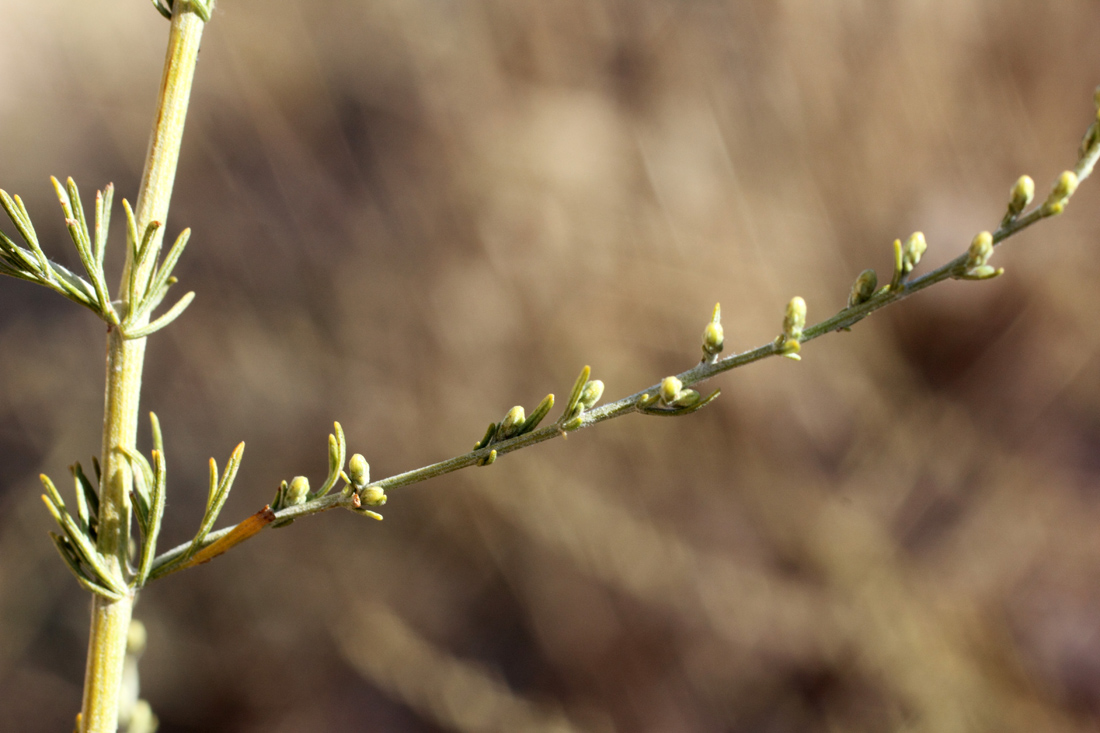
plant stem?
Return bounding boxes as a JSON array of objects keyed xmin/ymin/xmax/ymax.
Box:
[
  {"xmin": 145, "ymin": 109, "xmax": 1100, "ymax": 577},
  {"xmin": 81, "ymin": 6, "xmax": 207, "ymax": 732}
]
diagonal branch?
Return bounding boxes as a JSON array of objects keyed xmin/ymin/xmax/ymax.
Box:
[{"xmin": 147, "ymin": 91, "xmax": 1100, "ymax": 581}]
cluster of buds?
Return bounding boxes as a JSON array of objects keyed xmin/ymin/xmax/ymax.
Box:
[
  {"xmin": 889, "ymin": 232, "xmax": 927, "ymax": 291},
  {"xmin": 1041, "ymin": 170, "xmax": 1079, "ymax": 217},
  {"xmin": 776, "ymin": 296, "xmax": 806, "ymax": 360},
  {"xmin": 348, "ymin": 453, "xmax": 385, "ymax": 506},
  {"xmin": 701, "ymin": 303, "xmax": 724, "ymax": 363},
  {"xmin": 658, "ymin": 375, "xmax": 700, "ymax": 407},
  {"xmin": 956, "ymin": 231, "xmax": 1003, "ymax": 281},
  {"xmin": 266, "ymin": 423, "xmax": 386, "ymax": 521},
  {"xmin": 558, "ymin": 365, "xmax": 605, "ymax": 431},
  {"xmin": 473, "ymin": 392, "xmax": 557, "ymax": 463}
]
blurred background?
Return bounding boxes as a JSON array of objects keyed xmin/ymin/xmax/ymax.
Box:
[{"xmin": 1, "ymin": 0, "xmax": 1099, "ymax": 730}]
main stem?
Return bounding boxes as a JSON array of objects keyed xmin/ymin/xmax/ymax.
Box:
[{"xmin": 80, "ymin": 7, "xmax": 206, "ymax": 732}]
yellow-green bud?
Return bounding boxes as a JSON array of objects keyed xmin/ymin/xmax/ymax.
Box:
[
  {"xmin": 966, "ymin": 231, "xmax": 994, "ymax": 270},
  {"xmin": 778, "ymin": 338, "xmax": 801, "ymax": 360},
  {"xmin": 659, "ymin": 376, "xmax": 683, "ymax": 404},
  {"xmin": 361, "ymin": 485, "xmax": 386, "ymax": 506},
  {"xmin": 497, "ymin": 405, "xmax": 526, "ymax": 439},
  {"xmin": 847, "ymin": 269, "xmax": 877, "ymax": 308},
  {"xmin": 286, "ymin": 476, "xmax": 310, "ymax": 506},
  {"xmin": 348, "ymin": 453, "xmax": 370, "ymax": 490},
  {"xmin": 901, "ymin": 231, "xmax": 927, "ymax": 274},
  {"xmin": 1008, "ymin": 175, "xmax": 1035, "ymax": 216},
  {"xmin": 702, "ymin": 322, "xmax": 724, "ymax": 357},
  {"xmin": 783, "ymin": 296, "xmax": 806, "ymax": 340},
  {"xmin": 578, "ymin": 380, "xmax": 604, "ymax": 410},
  {"xmin": 1053, "ymin": 170, "xmax": 1079, "ymax": 199},
  {"xmin": 966, "ymin": 265, "xmax": 1001, "ymax": 279},
  {"xmin": 702, "ymin": 303, "xmax": 724, "ymax": 358},
  {"xmin": 1044, "ymin": 170, "xmax": 1079, "ymax": 215}
]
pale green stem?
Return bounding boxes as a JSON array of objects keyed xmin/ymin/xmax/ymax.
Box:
[
  {"xmin": 146, "ymin": 115, "xmax": 1100, "ymax": 578},
  {"xmin": 81, "ymin": 6, "xmax": 207, "ymax": 732}
]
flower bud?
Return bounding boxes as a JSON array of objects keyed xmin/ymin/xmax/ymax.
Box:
[
  {"xmin": 348, "ymin": 454, "xmax": 370, "ymax": 490},
  {"xmin": 1053, "ymin": 170, "xmax": 1079, "ymax": 200},
  {"xmin": 901, "ymin": 231, "xmax": 927, "ymax": 274},
  {"xmin": 361, "ymin": 485, "xmax": 386, "ymax": 506},
  {"xmin": 783, "ymin": 296, "xmax": 806, "ymax": 340},
  {"xmin": 286, "ymin": 476, "xmax": 310, "ymax": 506},
  {"xmin": 1043, "ymin": 170, "xmax": 1079, "ymax": 215},
  {"xmin": 847, "ymin": 269, "xmax": 877, "ymax": 308},
  {"xmin": 966, "ymin": 231, "xmax": 994, "ymax": 270},
  {"xmin": 497, "ymin": 405, "xmax": 526, "ymax": 440},
  {"xmin": 578, "ymin": 380, "xmax": 604, "ymax": 411},
  {"xmin": 659, "ymin": 376, "xmax": 683, "ymax": 404},
  {"xmin": 702, "ymin": 303, "xmax": 724, "ymax": 358},
  {"xmin": 1008, "ymin": 175, "xmax": 1035, "ymax": 216}
]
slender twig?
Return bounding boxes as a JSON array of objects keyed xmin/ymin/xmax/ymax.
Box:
[{"xmin": 148, "ymin": 112, "xmax": 1100, "ymax": 577}]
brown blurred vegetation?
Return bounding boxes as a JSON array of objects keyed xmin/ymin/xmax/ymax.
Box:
[{"xmin": 2, "ymin": 1, "xmax": 1100, "ymax": 731}]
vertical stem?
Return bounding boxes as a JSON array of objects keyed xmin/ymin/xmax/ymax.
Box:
[{"xmin": 80, "ymin": 6, "xmax": 207, "ymax": 732}]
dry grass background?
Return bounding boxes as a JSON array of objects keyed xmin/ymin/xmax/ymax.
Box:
[{"xmin": 1, "ymin": 1, "xmax": 1100, "ymax": 731}]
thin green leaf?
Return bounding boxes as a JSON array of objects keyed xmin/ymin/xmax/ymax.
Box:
[
  {"xmin": 315, "ymin": 422, "xmax": 346, "ymax": 498},
  {"xmin": 94, "ymin": 184, "xmax": 112, "ymax": 269},
  {"xmin": 49, "ymin": 533, "xmax": 124, "ymax": 601},
  {"xmin": 0, "ymin": 192, "xmax": 48, "ymax": 276},
  {"xmin": 136, "ymin": 448, "xmax": 167, "ymax": 587},
  {"xmin": 43, "ymin": 489, "xmax": 125, "ymax": 597},
  {"xmin": 40, "ymin": 473, "xmax": 66, "ymax": 512},
  {"xmin": 136, "ymin": 220, "xmax": 161, "ymax": 278},
  {"xmin": 561, "ymin": 365, "xmax": 591, "ymax": 423},
  {"xmin": 150, "ymin": 228, "xmax": 190, "ymax": 295},
  {"xmin": 54, "ymin": 178, "xmax": 114, "ymax": 320},
  {"xmin": 70, "ymin": 465, "xmax": 91, "ymax": 535},
  {"xmin": 122, "ymin": 199, "xmax": 140, "ymax": 304},
  {"xmin": 65, "ymin": 178, "xmax": 90, "ymax": 248},
  {"xmin": 130, "ymin": 464, "xmax": 151, "ymax": 535},
  {"xmin": 131, "ymin": 228, "xmax": 190, "ymax": 324},
  {"xmin": 473, "ymin": 422, "xmax": 497, "ymax": 451},
  {"xmin": 72, "ymin": 463, "xmax": 99, "ymax": 525},
  {"xmin": 40, "ymin": 493, "xmax": 66, "ymax": 530},
  {"xmin": 47, "ymin": 260, "xmax": 97, "ymax": 307},
  {"xmin": 139, "ymin": 276, "xmax": 177, "ymax": 319},
  {"xmin": 519, "ymin": 394, "xmax": 555, "ymax": 435},
  {"xmin": 0, "ymin": 226, "xmax": 42, "ymax": 276},
  {"xmin": 150, "ymin": 412, "xmax": 164, "ymax": 456},
  {"xmin": 184, "ymin": 442, "xmax": 245, "ymax": 562},
  {"xmin": 206, "ymin": 457, "xmax": 219, "ymax": 514},
  {"xmin": 51, "ymin": 177, "xmax": 91, "ymax": 265},
  {"xmin": 151, "ymin": 0, "xmax": 172, "ymax": 19},
  {"xmin": 122, "ymin": 291, "xmax": 195, "ymax": 339},
  {"xmin": 125, "ymin": 219, "xmax": 162, "ymax": 305},
  {"xmin": 118, "ymin": 446, "xmax": 155, "ymax": 509}
]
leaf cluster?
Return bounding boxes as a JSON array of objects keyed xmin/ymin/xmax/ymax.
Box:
[{"xmin": 0, "ymin": 178, "xmax": 195, "ymax": 338}]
